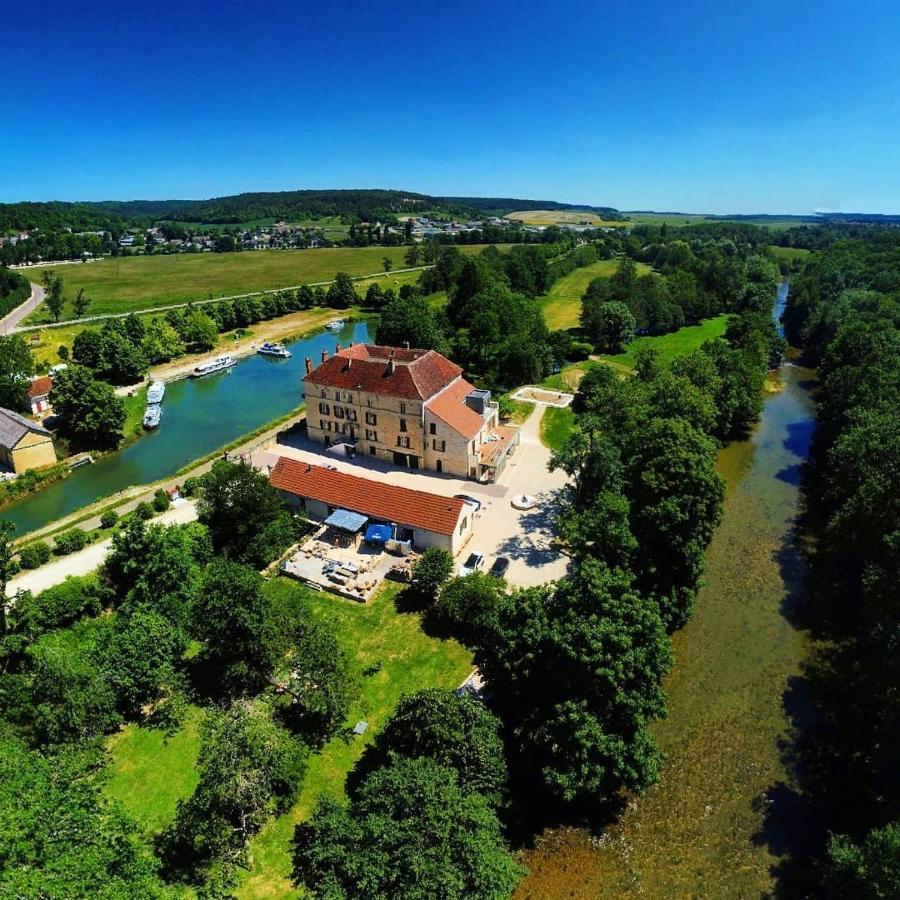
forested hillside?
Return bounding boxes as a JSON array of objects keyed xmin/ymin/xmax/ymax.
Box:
[{"xmin": 782, "ymin": 232, "xmax": 900, "ymax": 897}]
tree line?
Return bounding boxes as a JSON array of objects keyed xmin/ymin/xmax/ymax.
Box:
[{"xmin": 778, "ymin": 232, "xmax": 900, "ymax": 897}]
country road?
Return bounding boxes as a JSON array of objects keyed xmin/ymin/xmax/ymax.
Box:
[{"xmin": 0, "ymin": 283, "xmax": 44, "ymax": 335}]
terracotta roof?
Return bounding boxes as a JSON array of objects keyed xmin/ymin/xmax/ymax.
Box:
[
  {"xmin": 270, "ymin": 458, "xmax": 466, "ymax": 536},
  {"xmin": 26, "ymin": 376, "xmax": 52, "ymax": 399},
  {"xmin": 303, "ymin": 344, "xmax": 462, "ymax": 401},
  {"xmin": 426, "ymin": 379, "xmax": 485, "ymax": 439}
]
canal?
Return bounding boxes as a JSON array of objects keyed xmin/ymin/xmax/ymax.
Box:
[
  {"xmin": 516, "ymin": 283, "xmax": 818, "ymax": 897},
  {"xmin": 4, "ymin": 320, "xmax": 372, "ymax": 536}
]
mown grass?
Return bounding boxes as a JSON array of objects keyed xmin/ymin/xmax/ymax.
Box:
[
  {"xmin": 769, "ymin": 246, "xmax": 812, "ymax": 262},
  {"xmin": 597, "ymin": 314, "xmax": 729, "ymax": 370},
  {"xmin": 539, "ymin": 406, "xmax": 576, "ymax": 451},
  {"xmin": 21, "ymin": 245, "xmax": 496, "ymax": 323},
  {"xmin": 540, "ymin": 259, "xmax": 651, "ymax": 330},
  {"xmin": 105, "ymin": 706, "xmax": 204, "ymax": 836}
]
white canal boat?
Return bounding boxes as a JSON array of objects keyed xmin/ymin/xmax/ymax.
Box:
[
  {"xmin": 143, "ymin": 405, "xmax": 162, "ymax": 429},
  {"xmin": 257, "ymin": 341, "xmax": 292, "ymax": 359},
  {"xmin": 146, "ymin": 380, "xmax": 166, "ymax": 404},
  {"xmin": 192, "ymin": 355, "xmax": 236, "ymax": 377}
]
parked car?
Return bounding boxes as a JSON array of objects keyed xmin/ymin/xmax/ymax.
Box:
[
  {"xmin": 454, "ymin": 493, "xmax": 482, "ymax": 511},
  {"xmin": 488, "ymin": 557, "xmax": 510, "ymax": 579},
  {"xmin": 458, "ymin": 551, "xmax": 485, "ymax": 576}
]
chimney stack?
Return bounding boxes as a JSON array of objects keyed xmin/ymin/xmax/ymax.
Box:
[
  {"xmin": 305, "ymin": 356, "xmax": 312, "ymax": 375},
  {"xmin": 404, "ymin": 341, "xmax": 410, "ymax": 349},
  {"xmin": 386, "ymin": 349, "xmax": 395, "ymax": 376},
  {"xmin": 321, "ymin": 349, "xmax": 328, "ymax": 363}
]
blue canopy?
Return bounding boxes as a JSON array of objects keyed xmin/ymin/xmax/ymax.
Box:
[
  {"xmin": 324, "ymin": 508, "xmax": 368, "ymax": 533},
  {"xmin": 364, "ymin": 523, "xmax": 393, "ymax": 545}
]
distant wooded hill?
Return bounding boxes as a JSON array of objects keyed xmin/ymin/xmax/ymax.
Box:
[{"xmin": 0, "ymin": 189, "xmax": 625, "ymax": 232}]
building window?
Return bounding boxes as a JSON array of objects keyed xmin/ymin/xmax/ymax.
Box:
[
  {"xmin": 459, "ymin": 516, "xmax": 467, "ymax": 534},
  {"xmin": 399, "ymin": 402, "xmax": 406, "ymax": 414},
  {"xmin": 318, "ymin": 419, "xmax": 324, "ymax": 429},
  {"xmin": 318, "ymin": 402, "xmax": 329, "ymax": 415},
  {"xmin": 433, "ymin": 439, "xmax": 446, "ymax": 452},
  {"xmin": 366, "ymin": 411, "xmax": 377, "ymax": 425},
  {"xmin": 320, "ymin": 389, "xmax": 327, "ymax": 398},
  {"xmin": 429, "ymin": 422, "xmax": 437, "ymax": 435},
  {"xmin": 345, "ymin": 393, "xmax": 353, "ymax": 403},
  {"xmin": 399, "ymin": 418, "xmax": 407, "ymax": 432},
  {"xmin": 397, "ymin": 435, "xmax": 410, "ymax": 449},
  {"xmin": 335, "ymin": 406, "xmax": 345, "ymax": 419},
  {"xmin": 370, "ymin": 445, "xmax": 376, "ymax": 455},
  {"xmin": 365, "ymin": 429, "xmax": 378, "ymax": 441},
  {"xmin": 348, "ymin": 409, "xmax": 357, "ymax": 422}
]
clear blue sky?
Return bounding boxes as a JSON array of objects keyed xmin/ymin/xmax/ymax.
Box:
[{"xmin": 2, "ymin": 0, "xmax": 899, "ymax": 213}]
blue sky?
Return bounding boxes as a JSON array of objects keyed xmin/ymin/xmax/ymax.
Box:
[{"xmin": 2, "ymin": 0, "xmax": 898, "ymax": 213}]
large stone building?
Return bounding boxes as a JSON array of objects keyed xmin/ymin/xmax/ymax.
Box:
[
  {"xmin": 302, "ymin": 343, "xmax": 519, "ymax": 481},
  {"xmin": 0, "ymin": 407, "xmax": 56, "ymax": 473}
]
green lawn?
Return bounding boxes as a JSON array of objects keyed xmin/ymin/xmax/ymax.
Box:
[
  {"xmin": 22, "ymin": 245, "xmax": 496, "ymax": 323},
  {"xmin": 769, "ymin": 246, "xmax": 812, "ymax": 262},
  {"xmin": 104, "ymin": 578, "xmax": 472, "ymax": 898},
  {"xmin": 122, "ymin": 385, "xmax": 149, "ymax": 441},
  {"xmin": 539, "ymin": 406, "xmax": 575, "ymax": 451},
  {"xmin": 540, "ymin": 259, "xmax": 651, "ymax": 330},
  {"xmin": 597, "ymin": 315, "xmax": 729, "ymax": 370},
  {"xmin": 105, "ymin": 706, "xmax": 204, "ymax": 837}
]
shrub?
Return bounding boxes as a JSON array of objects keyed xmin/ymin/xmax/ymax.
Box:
[
  {"xmin": 410, "ymin": 548, "xmax": 454, "ymax": 607},
  {"xmin": 569, "ymin": 340, "xmax": 594, "ymax": 361},
  {"xmin": 100, "ymin": 510, "xmax": 119, "ymax": 529},
  {"xmin": 19, "ymin": 541, "xmax": 52, "ymax": 570},
  {"xmin": 152, "ymin": 488, "xmax": 171, "ymax": 513},
  {"xmin": 53, "ymin": 529, "xmax": 87, "ymax": 556},
  {"xmin": 135, "ymin": 502, "xmax": 154, "ymax": 521}
]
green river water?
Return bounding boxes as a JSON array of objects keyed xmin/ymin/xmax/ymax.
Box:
[{"xmin": 4, "ymin": 320, "xmax": 372, "ymax": 537}]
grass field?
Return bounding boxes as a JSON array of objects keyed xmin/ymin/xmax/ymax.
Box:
[
  {"xmin": 505, "ymin": 210, "xmax": 628, "ymax": 227},
  {"xmin": 540, "ymin": 258, "xmax": 651, "ymax": 330},
  {"xmin": 102, "ymin": 579, "xmax": 472, "ymax": 898},
  {"xmin": 539, "ymin": 406, "xmax": 575, "ymax": 451},
  {"xmin": 22, "ymin": 245, "xmax": 496, "ymax": 323},
  {"xmin": 627, "ymin": 212, "xmax": 809, "ymax": 231},
  {"xmin": 769, "ymin": 246, "xmax": 812, "ymax": 262},
  {"xmin": 597, "ymin": 314, "xmax": 729, "ymax": 370}
]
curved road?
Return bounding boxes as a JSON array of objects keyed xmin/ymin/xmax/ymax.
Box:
[{"xmin": 0, "ymin": 283, "xmax": 44, "ymax": 335}]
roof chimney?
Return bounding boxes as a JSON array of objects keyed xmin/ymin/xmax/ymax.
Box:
[
  {"xmin": 404, "ymin": 341, "xmax": 410, "ymax": 349},
  {"xmin": 305, "ymin": 356, "xmax": 312, "ymax": 375},
  {"xmin": 386, "ymin": 349, "xmax": 395, "ymax": 376},
  {"xmin": 321, "ymin": 349, "xmax": 328, "ymax": 363}
]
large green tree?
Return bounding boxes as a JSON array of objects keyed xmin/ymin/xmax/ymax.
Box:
[
  {"xmin": 0, "ymin": 335, "xmax": 34, "ymax": 410},
  {"xmin": 293, "ymin": 756, "xmax": 522, "ymax": 899},
  {"xmin": 49, "ymin": 364, "xmax": 125, "ymax": 449}
]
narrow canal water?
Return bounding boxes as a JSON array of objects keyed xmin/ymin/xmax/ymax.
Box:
[
  {"xmin": 517, "ymin": 283, "xmax": 818, "ymax": 897},
  {"xmin": 4, "ymin": 320, "xmax": 372, "ymax": 536}
]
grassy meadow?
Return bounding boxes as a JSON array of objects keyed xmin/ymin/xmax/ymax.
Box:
[
  {"xmin": 102, "ymin": 579, "xmax": 473, "ymax": 899},
  {"xmin": 597, "ymin": 314, "xmax": 729, "ymax": 370},
  {"xmin": 769, "ymin": 245, "xmax": 812, "ymax": 263},
  {"xmin": 505, "ymin": 209, "xmax": 628, "ymax": 227},
  {"xmin": 540, "ymin": 258, "xmax": 651, "ymax": 330},
  {"xmin": 21, "ymin": 245, "xmax": 495, "ymax": 323}
]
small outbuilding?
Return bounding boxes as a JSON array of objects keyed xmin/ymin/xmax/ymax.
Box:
[
  {"xmin": 25, "ymin": 376, "xmax": 53, "ymax": 416},
  {"xmin": 0, "ymin": 407, "xmax": 56, "ymax": 473}
]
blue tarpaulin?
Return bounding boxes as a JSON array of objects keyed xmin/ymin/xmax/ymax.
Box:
[
  {"xmin": 324, "ymin": 508, "xmax": 369, "ymax": 533},
  {"xmin": 364, "ymin": 523, "xmax": 393, "ymax": 545}
]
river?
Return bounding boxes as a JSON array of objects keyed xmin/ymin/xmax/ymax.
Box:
[
  {"xmin": 517, "ymin": 283, "xmax": 818, "ymax": 897},
  {"xmin": 4, "ymin": 320, "xmax": 372, "ymax": 536}
]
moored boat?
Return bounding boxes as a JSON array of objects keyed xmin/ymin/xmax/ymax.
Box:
[
  {"xmin": 143, "ymin": 405, "xmax": 162, "ymax": 429},
  {"xmin": 192, "ymin": 356, "xmax": 236, "ymax": 377},
  {"xmin": 146, "ymin": 380, "xmax": 166, "ymax": 404},
  {"xmin": 257, "ymin": 341, "xmax": 292, "ymax": 358},
  {"xmin": 325, "ymin": 319, "xmax": 345, "ymax": 331}
]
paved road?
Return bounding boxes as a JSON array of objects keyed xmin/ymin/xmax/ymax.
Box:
[
  {"xmin": 6, "ymin": 499, "xmax": 197, "ymax": 597},
  {"xmin": 0, "ymin": 283, "xmax": 44, "ymax": 335}
]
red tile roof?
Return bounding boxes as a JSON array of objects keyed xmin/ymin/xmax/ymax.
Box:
[
  {"xmin": 303, "ymin": 344, "xmax": 462, "ymax": 401},
  {"xmin": 426, "ymin": 379, "xmax": 485, "ymax": 439},
  {"xmin": 27, "ymin": 376, "xmax": 53, "ymax": 399},
  {"xmin": 270, "ymin": 457, "xmax": 466, "ymax": 536}
]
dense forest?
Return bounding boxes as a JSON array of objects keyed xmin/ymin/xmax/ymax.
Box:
[
  {"xmin": 780, "ymin": 232, "xmax": 900, "ymax": 897},
  {"xmin": 0, "ymin": 268, "xmax": 30, "ymax": 318}
]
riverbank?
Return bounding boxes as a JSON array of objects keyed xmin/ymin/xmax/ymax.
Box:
[{"xmin": 516, "ymin": 352, "xmax": 818, "ymax": 895}]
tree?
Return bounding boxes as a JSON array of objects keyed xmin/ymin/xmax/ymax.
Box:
[
  {"xmin": 196, "ymin": 459, "xmax": 293, "ymax": 566},
  {"xmin": 293, "ymin": 756, "xmax": 522, "ymax": 900},
  {"xmin": 825, "ymin": 821, "xmax": 900, "ymax": 899},
  {"xmin": 180, "ymin": 310, "xmax": 218, "ymax": 351},
  {"xmin": 97, "ymin": 325, "xmax": 148, "ymax": 384},
  {"xmin": 0, "ymin": 335, "xmax": 34, "ymax": 410},
  {"xmin": 584, "ymin": 301, "xmax": 636, "ymax": 352},
  {"xmin": 49, "ymin": 364, "xmax": 125, "ymax": 449},
  {"xmin": 0, "ymin": 736, "xmax": 167, "ymax": 897},
  {"xmin": 382, "ymin": 256, "xmax": 393, "ymax": 272},
  {"xmin": 627, "ymin": 417, "xmax": 724, "ymax": 629},
  {"xmin": 404, "ymin": 244, "xmax": 419, "ymax": 266},
  {"xmin": 350, "ymin": 689, "xmax": 508, "ymax": 808},
  {"xmin": 326, "ymin": 272, "xmax": 357, "ymax": 309},
  {"xmin": 191, "ymin": 559, "xmax": 270, "ymax": 693},
  {"xmin": 364, "ymin": 282, "xmax": 384, "ymax": 309},
  {"xmin": 409, "ymin": 547, "xmax": 453, "ymax": 606},
  {"xmin": 162, "ymin": 702, "xmax": 306, "ymax": 874},
  {"xmin": 433, "ymin": 572, "xmax": 505, "ymax": 647},
  {"xmin": 141, "ymin": 319, "xmax": 184, "ymax": 364},
  {"xmin": 377, "ymin": 293, "xmax": 445, "ymax": 350},
  {"xmin": 42, "ymin": 271, "xmax": 65, "ymax": 322},
  {"xmin": 72, "ymin": 288, "xmax": 91, "ymax": 319},
  {"xmin": 71, "ymin": 328, "xmax": 104, "ymax": 369},
  {"xmin": 0, "ymin": 519, "xmax": 14, "ymax": 634}
]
